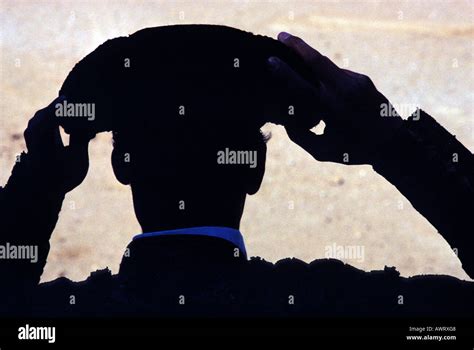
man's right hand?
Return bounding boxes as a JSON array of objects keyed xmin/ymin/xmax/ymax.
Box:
[
  {"xmin": 268, "ymin": 32, "xmax": 404, "ymax": 165},
  {"xmin": 23, "ymin": 96, "xmax": 94, "ymax": 193}
]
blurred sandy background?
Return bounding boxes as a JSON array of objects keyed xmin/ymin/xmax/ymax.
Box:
[{"xmin": 0, "ymin": 0, "xmax": 473, "ymax": 282}]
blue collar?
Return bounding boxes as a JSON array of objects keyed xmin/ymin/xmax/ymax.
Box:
[{"xmin": 133, "ymin": 226, "xmax": 247, "ymax": 257}]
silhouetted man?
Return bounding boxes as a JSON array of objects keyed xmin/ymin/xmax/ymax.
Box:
[{"xmin": 0, "ymin": 27, "xmax": 472, "ymax": 316}]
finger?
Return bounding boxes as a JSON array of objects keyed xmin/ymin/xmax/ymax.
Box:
[
  {"xmin": 278, "ymin": 32, "xmax": 343, "ymax": 86},
  {"xmin": 267, "ymin": 56, "xmax": 317, "ymax": 93},
  {"xmin": 64, "ymin": 133, "xmax": 92, "ymax": 166},
  {"xmin": 62, "ymin": 137, "xmax": 90, "ymax": 193},
  {"xmin": 25, "ymin": 96, "xmax": 67, "ymax": 151},
  {"xmin": 25, "ymin": 95, "xmax": 66, "ymax": 142},
  {"xmin": 66, "ymin": 134, "xmax": 90, "ymax": 161},
  {"xmin": 27, "ymin": 96, "xmax": 66, "ymax": 131},
  {"xmin": 284, "ymin": 125, "xmax": 337, "ymax": 162},
  {"xmin": 266, "ymin": 56, "xmax": 321, "ymax": 127}
]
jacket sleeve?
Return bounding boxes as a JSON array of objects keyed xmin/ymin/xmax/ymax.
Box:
[
  {"xmin": 0, "ymin": 151, "xmax": 65, "ymax": 308},
  {"xmin": 372, "ymin": 109, "xmax": 474, "ymax": 278}
]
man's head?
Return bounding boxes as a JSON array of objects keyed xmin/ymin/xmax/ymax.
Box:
[
  {"xmin": 110, "ymin": 108, "xmax": 269, "ymax": 232},
  {"xmin": 59, "ymin": 25, "xmax": 316, "ymax": 232}
]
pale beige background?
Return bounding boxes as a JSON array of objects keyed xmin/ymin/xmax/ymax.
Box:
[{"xmin": 0, "ymin": 0, "xmax": 473, "ymax": 282}]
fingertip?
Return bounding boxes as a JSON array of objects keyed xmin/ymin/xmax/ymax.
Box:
[
  {"xmin": 278, "ymin": 32, "xmax": 292, "ymax": 43},
  {"xmin": 278, "ymin": 32, "xmax": 309, "ymax": 58}
]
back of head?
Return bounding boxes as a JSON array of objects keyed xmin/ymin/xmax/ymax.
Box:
[{"xmin": 58, "ymin": 25, "xmax": 313, "ymax": 230}]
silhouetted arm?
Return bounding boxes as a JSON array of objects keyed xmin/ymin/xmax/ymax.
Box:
[
  {"xmin": 0, "ymin": 152, "xmax": 65, "ymax": 307},
  {"xmin": 371, "ymin": 110, "xmax": 474, "ymax": 277},
  {"xmin": 0, "ymin": 97, "xmax": 91, "ymax": 310},
  {"xmin": 268, "ymin": 32, "xmax": 474, "ymax": 278}
]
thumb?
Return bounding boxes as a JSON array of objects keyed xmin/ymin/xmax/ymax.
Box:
[
  {"xmin": 284, "ymin": 125, "xmax": 336, "ymax": 162},
  {"xmin": 61, "ymin": 133, "xmax": 93, "ymax": 192},
  {"xmin": 65, "ymin": 132, "xmax": 93, "ymax": 170},
  {"xmin": 65, "ymin": 132, "xmax": 93, "ymax": 164}
]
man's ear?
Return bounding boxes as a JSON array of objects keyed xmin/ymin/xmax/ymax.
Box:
[
  {"xmin": 245, "ymin": 141, "xmax": 267, "ymax": 195},
  {"xmin": 111, "ymin": 147, "xmax": 131, "ymax": 185}
]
